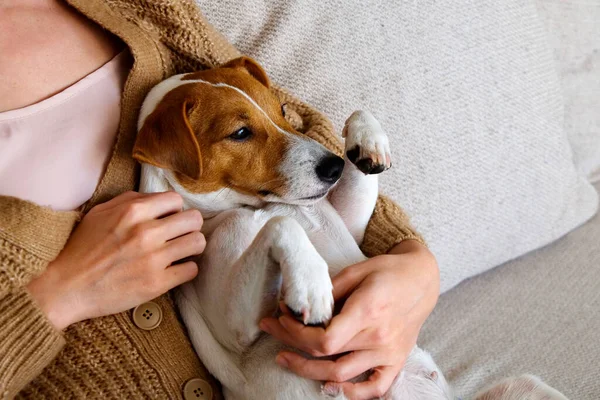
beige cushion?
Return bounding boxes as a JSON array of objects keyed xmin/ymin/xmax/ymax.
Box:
[
  {"xmin": 418, "ymin": 182, "xmax": 600, "ymax": 399},
  {"xmin": 197, "ymin": 0, "xmax": 599, "ymax": 292},
  {"xmin": 536, "ymin": 0, "xmax": 600, "ymax": 182}
]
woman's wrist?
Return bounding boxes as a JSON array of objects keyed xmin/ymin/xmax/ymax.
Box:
[
  {"xmin": 389, "ymin": 238, "xmax": 428, "ymax": 255},
  {"xmin": 388, "ymin": 239, "xmax": 441, "ymax": 306},
  {"xmin": 27, "ymin": 263, "xmax": 77, "ymax": 331},
  {"xmin": 392, "ymin": 238, "xmax": 438, "ymax": 274}
]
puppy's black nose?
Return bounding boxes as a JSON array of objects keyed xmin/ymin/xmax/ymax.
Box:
[{"xmin": 316, "ymin": 155, "xmax": 345, "ymax": 183}]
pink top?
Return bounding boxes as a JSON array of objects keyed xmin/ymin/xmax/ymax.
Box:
[{"xmin": 0, "ymin": 51, "xmax": 130, "ymax": 211}]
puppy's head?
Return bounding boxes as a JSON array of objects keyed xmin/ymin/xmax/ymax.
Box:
[{"xmin": 133, "ymin": 57, "xmax": 343, "ymax": 208}]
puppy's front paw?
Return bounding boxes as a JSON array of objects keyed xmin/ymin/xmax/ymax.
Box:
[
  {"xmin": 343, "ymin": 110, "xmax": 391, "ymax": 175},
  {"xmin": 475, "ymin": 375, "xmax": 569, "ymax": 400},
  {"xmin": 282, "ymin": 251, "xmax": 334, "ymax": 326}
]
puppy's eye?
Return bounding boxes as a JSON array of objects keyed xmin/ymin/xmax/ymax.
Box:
[
  {"xmin": 229, "ymin": 127, "xmax": 252, "ymax": 141},
  {"xmin": 281, "ymin": 103, "xmax": 287, "ymax": 117}
]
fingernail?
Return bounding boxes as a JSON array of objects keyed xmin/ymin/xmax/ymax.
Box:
[
  {"xmin": 259, "ymin": 320, "xmax": 269, "ymax": 332},
  {"xmin": 276, "ymin": 354, "xmax": 289, "ymax": 369}
]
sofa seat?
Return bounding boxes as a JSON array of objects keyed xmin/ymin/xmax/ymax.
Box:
[{"xmin": 419, "ymin": 182, "xmax": 600, "ymax": 399}]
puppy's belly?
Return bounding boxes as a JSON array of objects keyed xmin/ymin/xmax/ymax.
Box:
[
  {"xmin": 187, "ymin": 202, "xmax": 367, "ymax": 399},
  {"xmin": 228, "ymin": 337, "xmax": 326, "ymax": 400}
]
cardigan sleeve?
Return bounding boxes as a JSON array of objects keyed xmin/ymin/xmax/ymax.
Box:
[
  {"xmin": 0, "ymin": 244, "xmax": 66, "ymax": 399},
  {"xmin": 0, "ymin": 197, "xmax": 76, "ymax": 398},
  {"xmin": 140, "ymin": 0, "xmax": 425, "ymax": 256},
  {"xmin": 0, "ymin": 288, "xmax": 66, "ymax": 399}
]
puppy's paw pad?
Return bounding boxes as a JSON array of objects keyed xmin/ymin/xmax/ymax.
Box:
[
  {"xmin": 343, "ymin": 110, "xmax": 392, "ymax": 174},
  {"xmin": 347, "ymin": 146, "xmax": 389, "ymax": 174},
  {"xmin": 287, "ymin": 307, "xmax": 325, "ymax": 328}
]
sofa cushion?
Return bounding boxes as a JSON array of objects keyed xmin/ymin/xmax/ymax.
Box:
[
  {"xmin": 418, "ymin": 182, "xmax": 600, "ymax": 399},
  {"xmin": 197, "ymin": 0, "xmax": 598, "ymax": 292},
  {"xmin": 536, "ymin": 0, "xmax": 600, "ymax": 182}
]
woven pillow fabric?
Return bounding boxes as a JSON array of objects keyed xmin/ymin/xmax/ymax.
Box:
[
  {"xmin": 197, "ymin": 0, "xmax": 599, "ymax": 292},
  {"xmin": 536, "ymin": 0, "xmax": 600, "ymax": 182}
]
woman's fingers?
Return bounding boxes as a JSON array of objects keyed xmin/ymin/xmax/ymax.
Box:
[
  {"xmin": 137, "ymin": 191, "xmax": 184, "ymax": 220},
  {"xmin": 94, "ymin": 191, "xmax": 184, "ymax": 221},
  {"xmin": 261, "ymin": 309, "xmax": 363, "ymax": 357},
  {"xmin": 324, "ymin": 365, "xmax": 400, "ymax": 400},
  {"xmin": 259, "ymin": 316, "xmax": 314, "ymax": 354},
  {"xmin": 329, "ymin": 326, "xmax": 392, "ymax": 354},
  {"xmin": 262, "ymin": 291, "xmax": 372, "ymax": 356},
  {"xmin": 91, "ymin": 190, "xmax": 142, "ymax": 212},
  {"xmin": 294, "ymin": 311, "xmax": 359, "ymax": 355},
  {"xmin": 152, "ymin": 208, "xmax": 203, "ymax": 242},
  {"xmin": 163, "ymin": 260, "xmax": 199, "ymax": 289},
  {"xmin": 276, "ymin": 349, "xmax": 385, "ymax": 383},
  {"xmin": 112, "ymin": 191, "xmax": 184, "ymax": 227},
  {"xmin": 161, "ymin": 230, "xmax": 206, "ymax": 264},
  {"xmin": 331, "ymin": 262, "xmax": 370, "ymax": 301},
  {"xmin": 271, "ymin": 312, "xmax": 405, "ymax": 357}
]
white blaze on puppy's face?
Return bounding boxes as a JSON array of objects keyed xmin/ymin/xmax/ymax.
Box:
[{"xmin": 133, "ymin": 57, "xmax": 343, "ymax": 213}]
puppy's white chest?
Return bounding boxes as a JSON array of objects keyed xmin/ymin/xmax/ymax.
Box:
[{"xmin": 258, "ymin": 201, "xmax": 367, "ymax": 272}]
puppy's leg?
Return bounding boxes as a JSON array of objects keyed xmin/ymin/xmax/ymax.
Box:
[
  {"xmin": 226, "ymin": 216, "xmax": 334, "ymax": 348},
  {"xmin": 474, "ymin": 375, "xmax": 569, "ymax": 400},
  {"xmin": 329, "ymin": 110, "xmax": 392, "ymax": 244}
]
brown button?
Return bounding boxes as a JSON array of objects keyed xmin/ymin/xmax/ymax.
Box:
[
  {"xmin": 132, "ymin": 301, "xmax": 162, "ymax": 331},
  {"xmin": 183, "ymin": 378, "xmax": 213, "ymax": 400}
]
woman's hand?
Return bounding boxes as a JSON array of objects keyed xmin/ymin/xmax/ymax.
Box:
[
  {"xmin": 27, "ymin": 191, "xmax": 205, "ymax": 330},
  {"xmin": 259, "ymin": 240, "xmax": 440, "ymax": 400}
]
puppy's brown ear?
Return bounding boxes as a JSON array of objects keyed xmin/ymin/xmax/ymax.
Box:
[
  {"xmin": 222, "ymin": 56, "xmax": 270, "ymax": 88},
  {"xmin": 133, "ymin": 99, "xmax": 202, "ymax": 180}
]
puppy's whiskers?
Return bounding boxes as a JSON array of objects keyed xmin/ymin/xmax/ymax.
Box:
[
  {"xmin": 213, "ymin": 183, "xmax": 233, "ymax": 204},
  {"xmin": 256, "ymin": 178, "xmax": 284, "ymax": 191}
]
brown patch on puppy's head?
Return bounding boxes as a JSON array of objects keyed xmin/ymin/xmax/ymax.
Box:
[{"xmin": 134, "ymin": 57, "xmax": 340, "ymax": 207}]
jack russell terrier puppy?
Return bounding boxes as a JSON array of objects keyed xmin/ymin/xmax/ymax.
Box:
[{"xmin": 133, "ymin": 57, "xmax": 569, "ymax": 400}]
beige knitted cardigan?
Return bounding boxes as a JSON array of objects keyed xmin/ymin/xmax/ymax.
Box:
[{"xmin": 0, "ymin": 0, "xmax": 423, "ymax": 398}]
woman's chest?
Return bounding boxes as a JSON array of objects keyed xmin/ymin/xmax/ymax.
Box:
[
  {"xmin": 0, "ymin": 0, "xmax": 122, "ymax": 112},
  {"xmin": 0, "ymin": 1, "xmax": 131, "ymax": 211}
]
